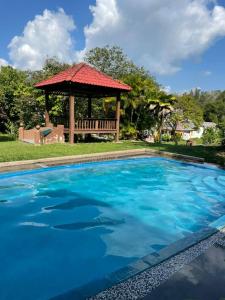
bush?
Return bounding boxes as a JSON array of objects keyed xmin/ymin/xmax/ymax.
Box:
[
  {"xmin": 120, "ymin": 123, "xmax": 137, "ymax": 139},
  {"xmin": 173, "ymin": 132, "xmax": 182, "ymax": 145},
  {"xmin": 161, "ymin": 133, "xmax": 171, "ymax": 142},
  {"xmin": 5, "ymin": 120, "xmax": 18, "ymax": 139},
  {"xmin": 202, "ymin": 128, "xmax": 220, "ymax": 145}
]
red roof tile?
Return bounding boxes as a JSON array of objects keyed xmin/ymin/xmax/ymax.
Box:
[{"xmin": 35, "ymin": 63, "xmax": 131, "ymax": 91}]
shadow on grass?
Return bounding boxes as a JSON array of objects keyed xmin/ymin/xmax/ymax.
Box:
[{"xmin": 0, "ymin": 134, "xmax": 15, "ymax": 142}]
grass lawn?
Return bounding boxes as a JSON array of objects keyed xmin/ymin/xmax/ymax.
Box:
[{"xmin": 0, "ymin": 134, "xmax": 224, "ymax": 167}]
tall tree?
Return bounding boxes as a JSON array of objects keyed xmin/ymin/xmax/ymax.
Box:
[
  {"xmin": 0, "ymin": 66, "xmax": 37, "ymax": 132},
  {"xmin": 84, "ymin": 45, "xmax": 141, "ymax": 79},
  {"xmin": 148, "ymin": 92, "xmax": 176, "ymax": 142},
  {"xmin": 174, "ymin": 94, "xmax": 203, "ymax": 127}
]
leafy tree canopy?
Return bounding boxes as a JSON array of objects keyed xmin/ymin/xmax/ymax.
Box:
[
  {"xmin": 174, "ymin": 93, "xmax": 204, "ymax": 127},
  {"xmin": 84, "ymin": 45, "xmax": 145, "ymax": 79}
]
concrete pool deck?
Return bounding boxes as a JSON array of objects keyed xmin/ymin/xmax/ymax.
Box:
[{"xmin": 144, "ymin": 240, "xmax": 225, "ymax": 300}]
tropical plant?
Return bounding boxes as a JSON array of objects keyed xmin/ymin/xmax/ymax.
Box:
[
  {"xmin": 161, "ymin": 133, "xmax": 171, "ymax": 142},
  {"xmin": 120, "ymin": 122, "xmax": 137, "ymax": 139},
  {"xmin": 148, "ymin": 92, "xmax": 176, "ymax": 142},
  {"xmin": 202, "ymin": 127, "xmax": 220, "ymax": 145},
  {"xmin": 173, "ymin": 132, "xmax": 182, "ymax": 145},
  {"xmin": 174, "ymin": 94, "xmax": 203, "ymax": 128}
]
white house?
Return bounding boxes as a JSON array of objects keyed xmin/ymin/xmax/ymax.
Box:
[{"xmin": 162, "ymin": 121, "xmax": 217, "ymax": 141}]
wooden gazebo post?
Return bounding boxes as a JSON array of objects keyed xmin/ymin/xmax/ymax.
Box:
[
  {"xmin": 115, "ymin": 94, "xmax": 121, "ymax": 142},
  {"xmin": 45, "ymin": 93, "xmax": 50, "ymax": 126},
  {"xmin": 69, "ymin": 95, "xmax": 75, "ymax": 144},
  {"xmin": 88, "ymin": 97, "xmax": 92, "ymax": 118}
]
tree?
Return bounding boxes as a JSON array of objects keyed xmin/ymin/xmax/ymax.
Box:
[
  {"xmin": 203, "ymin": 92, "xmax": 225, "ymax": 129},
  {"xmin": 84, "ymin": 45, "xmax": 140, "ymax": 79},
  {"xmin": 0, "ymin": 59, "xmax": 73, "ymax": 133},
  {"xmin": 84, "ymin": 45, "xmax": 163, "ymax": 138},
  {"xmin": 0, "ymin": 66, "xmax": 37, "ymax": 132},
  {"xmin": 148, "ymin": 92, "xmax": 176, "ymax": 142},
  {"xmin": 191, "ymin": 89, "xmax": 225, "ymax": 132},
  {"xmin": 119, "ymin": 69, "xmax": 161, "ymax": 137},
  {"xmin": 30, "ymin": 58, "xmax": 73, "ymax": 124},
  {"xmin": 174, "ymin": 94, "xmax": 203, "ymax": 127},
  {"xmin": 202, "ymin": 127, "xmax": 221, "ymax": 145}
]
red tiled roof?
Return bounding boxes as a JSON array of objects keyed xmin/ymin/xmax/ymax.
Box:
[{"xmin": 35, "ymin": 62, "xmax": 131, "ymax": 91}]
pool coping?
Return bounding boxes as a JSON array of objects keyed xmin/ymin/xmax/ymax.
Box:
[{"xmin": 0, "ymin": 148, "xmax": 204, "ymax": 173}]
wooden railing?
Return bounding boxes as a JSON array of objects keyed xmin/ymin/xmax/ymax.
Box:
[{"xmin": 75, "ymin": 118, "xmax": 117, "ymax": 132}]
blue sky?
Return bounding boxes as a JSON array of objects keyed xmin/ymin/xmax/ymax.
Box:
[{"xmin": 0, "ymin": 0, "xmax": 225, "ymax": 93}]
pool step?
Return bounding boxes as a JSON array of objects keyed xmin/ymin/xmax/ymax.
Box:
[
  {"xmin": 191, "ymin": 176, "xmax": 225, "ymax": 203},
  {"xmin": 202, "ymin": 176, "xmax": 225, "ymax": 199},
  {"xmin": 218, "ymin": 176, "xmax": 225, "ymax": 188}
]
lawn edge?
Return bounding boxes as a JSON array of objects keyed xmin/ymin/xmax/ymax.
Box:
[{"xmin": 0, "ymin": 148, "xmax": 204, "ymax": 173}]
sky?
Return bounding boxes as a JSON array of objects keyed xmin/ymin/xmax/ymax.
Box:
[{"xmin": 0, "ymin": 0, "xmax": 225, "ymax": 93}]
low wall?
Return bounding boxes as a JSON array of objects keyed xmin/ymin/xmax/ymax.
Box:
[{"xmin": 19, "ymin": 125, "xmax": 64, "ymax": 144}]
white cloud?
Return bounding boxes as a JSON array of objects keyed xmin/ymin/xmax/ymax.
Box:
[
  {"xmin": 162, "ymin": 85, "xmax": 172, "ymax": 94},
  {"xmin": 8, "ymin": 8, "xmax": 76, "ymax": 70},
  {"xmin": 0, "ymin": 58, "xmax": 8, "ymax": 67},
  {"xmin": 6, "ymin": 1, "xmax": 225, "ymax": 75},
  {"xmin": 78, "ymin": 0, "xmax": 225, "ymax": 75}
]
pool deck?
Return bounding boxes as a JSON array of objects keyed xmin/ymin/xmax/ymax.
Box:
[
  {"xmin": 0, "ymin": 148, "xmax": 204, "ymax": 173},
  {"xmin": 144, "ymin": 240, "xmax": 225, "ymax": 300}
]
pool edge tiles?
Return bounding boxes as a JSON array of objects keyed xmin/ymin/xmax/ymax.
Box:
[
  {"xmin": 0, "ymin": 154, "xmax": 219, "ymax": 180},
  {"xmin": 0, "ymin": 148, "xmax": 206, "ymax": 174},
  {"xmin": 51, "ymin": 226, "xmax": 221, "ymax": 300}
]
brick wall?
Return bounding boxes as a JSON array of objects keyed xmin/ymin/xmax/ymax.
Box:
[{"xmin": 19, "ymin": 125, "xmax": 65, "ymax": 144}]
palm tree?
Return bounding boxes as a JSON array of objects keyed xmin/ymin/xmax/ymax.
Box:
[{"xmin": 148, "ymin": 91, "xmax": 176, "ymax": 143}]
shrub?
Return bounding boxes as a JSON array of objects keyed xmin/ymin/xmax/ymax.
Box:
[
  {"xmin": 202, "ymin": 128, "xmax": 220, "ymax": 145},
  {"xmin": 173, "ymin": 132, "xmax": 182, "ymax": 145},
  {"xmin": 120, "ymin": 123, "xmax": 137, "ymax": 139},
  {"xmin": 5, "ymin": 120, "xmax": 18, "ymax": 139},
  {"xmin": 161, "ymin": 133, "xmax": 171, "ymax": 142}
]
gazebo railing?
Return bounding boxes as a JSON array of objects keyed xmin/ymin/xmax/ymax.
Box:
[{"xmin": 75, "ymin": 118, "xmax": 116, "ymax": 131}]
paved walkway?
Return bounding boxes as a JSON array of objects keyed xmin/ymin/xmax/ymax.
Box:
[{"xmin": 144, "ymin": 241, "xmax": 225, "ymax": 300}]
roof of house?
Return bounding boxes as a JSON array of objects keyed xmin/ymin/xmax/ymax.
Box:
[
  {"xmin": 163, "ymin": 121, "xmax": 195, "ymax": 132},
  {"xmin": 202, "ymin": 122, "xmax": 217, "ymax": 128},
  {"xmin": 35, "ymin": 62, "xmax": 131, "ymax": 92}
]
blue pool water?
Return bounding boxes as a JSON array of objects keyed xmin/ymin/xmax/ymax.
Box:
[{"xmin": 0, "ymin": 157, "xmax": 225, "ymax": 299}]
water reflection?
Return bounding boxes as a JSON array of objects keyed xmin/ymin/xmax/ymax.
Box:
[{"xmin": 54, "ymin": 217, "xmax": 124, "ymax": 230}]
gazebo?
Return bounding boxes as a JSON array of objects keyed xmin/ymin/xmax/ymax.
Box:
[{"xmin": 35, "ymin": 63, "xmax": 131, "ymax": 144}]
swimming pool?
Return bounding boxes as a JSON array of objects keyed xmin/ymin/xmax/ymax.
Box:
[{"xmin": 0, "ymin": 157, "xmax": 225, "ymax": 299}]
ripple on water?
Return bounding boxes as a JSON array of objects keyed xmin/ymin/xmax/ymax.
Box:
[{"xmin": 19, "ymin": 222, "xmax": 49, "ymax": 227}]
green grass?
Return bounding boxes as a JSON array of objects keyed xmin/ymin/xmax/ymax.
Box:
[
  {"xmin": 0, "ymin": 134, "xmax": 224, "ymax": 166},
  {"xmin": 148, "ymin": 142, "xmax": 225, "ymax": 166}
]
